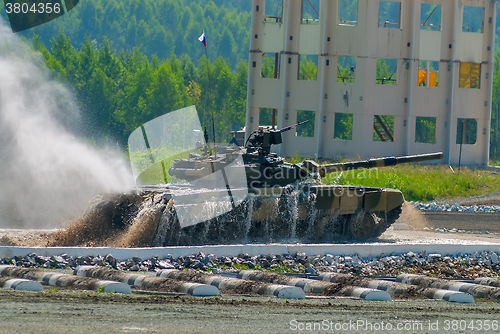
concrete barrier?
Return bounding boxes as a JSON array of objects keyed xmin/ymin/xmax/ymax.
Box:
[
  {"xmin": 75, "ymin": 266, "xmax": 218, "ymax": 297},
  {"xmin": 319, "ymin": 273, "xmax": 474, "ymax": 304},
  {"xmin": 157, "ymin": 269, "xmax": 305, "ymax": 299},
  {"xmin": 0, "ymin": 265, "xmax": 131, "ymax": 294},
  {"xmin": 1, "ymin": 242, "xmax": 500, "ymax": 261},
  {"xmin": 397, "ymin": 274, "xmax": 500, "ymax": 301},
  {"xmin": 238, "ymin": 270, "xmax": 391, "ymax": 301},
  {"xmin": 0, "ymin": 277, "xmax": 43, "ymax": 292}
]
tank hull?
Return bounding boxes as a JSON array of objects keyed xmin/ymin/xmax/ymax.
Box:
[{"xmin": 135, "ymin": 183, "xmax": 404, "ymax": 245}]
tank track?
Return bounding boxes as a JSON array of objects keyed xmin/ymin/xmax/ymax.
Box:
[
  {"xmin": 68, "ymin": 191, "xmax": 404, "ymax": 246},
  {"xmin": 372, "ymin": 205, "xmax": 403, "ymax": 238}
]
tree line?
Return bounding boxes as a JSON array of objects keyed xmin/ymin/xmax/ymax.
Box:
[
  {"xmin": 6, "ymin": 0, "xmax": 251, "ymax": 69},
  {"xmin": 33, "ymin": 31, "xmax": 247, "ymax": 148}
]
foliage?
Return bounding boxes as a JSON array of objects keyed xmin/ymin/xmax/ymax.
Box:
[
  {"xmin": 334, "ymin": 113, "xmax": 353, "ymax": 140},
  {"xmin": 322, "ymin": 164, "xmax": 500, "ymax": 202},
  {"xmin": 415, "ymin": 117, "xmax": 436, "ymax": 144},
  {"xmin": 33, "ymin": 31, "xmax": 247, "ymax": 147},
  {"xmin": 7, "ymin": 0, "xmax": 251, "ymax": 69},
  {"xmin": 376, "ymin": 58, "xmax": 397, "ymax": 85}
]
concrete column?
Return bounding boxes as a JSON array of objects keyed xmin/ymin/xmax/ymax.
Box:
[
  {"xmin": 405, "ymin": 0, "xmax": 418, "ymax": 155},
  {"xmin": 245, "ymin": 0, "xmax": 266, "ymax": 138},
  {"xmin": 316, "ymin": 0, "xmax": 334, "ymax": 158},
  {"xmin": 484, "ymin": 0, "xmax": 497, "ymax": 165},
  {"xmin": 279, "ymin": 0, "xmax": 301, "ymax": 155},
  {"xmin": 446, "ymin": 0, "xmax": 460, "ymax": 165}
]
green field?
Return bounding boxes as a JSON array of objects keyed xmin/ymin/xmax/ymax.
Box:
[{"xmin": 321, "ymin": 164, "xmax": 500, "ymax": 203}]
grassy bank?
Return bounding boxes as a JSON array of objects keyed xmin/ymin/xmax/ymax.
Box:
[{"xmin": 320, "ymin": 164, "xmax": 500, "ymax": 202}]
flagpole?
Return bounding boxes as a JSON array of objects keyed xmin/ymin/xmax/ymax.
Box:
[
  {"xmin": 204, "ymin": 47, "xmax": 216, "ymax": 152},
  {"xmin": 199, "ymin": 30, "xmax": 217, "ymax": 154}
]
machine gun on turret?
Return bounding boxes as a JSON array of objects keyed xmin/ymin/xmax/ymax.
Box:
[{"xmin": 245, "ymin": 120, "xmax": 309, "ymax": 156}]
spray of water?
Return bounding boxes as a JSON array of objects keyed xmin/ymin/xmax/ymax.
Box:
[{"xmin": 0, "ymin": 21, "xmax": 134, "ymax": 228}]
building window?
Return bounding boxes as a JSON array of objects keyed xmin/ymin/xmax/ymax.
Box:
[
  {"xmin": 339, "ymin": 0, "xmax": 358, "ymax": 26},
  {"xmin": 264, "ymin": 1, "xmax": 283, "ymax": 23},
  {"xmin": 459, "ymin": 62, "xmax": 481, "ymax": 89},
  {"xmin": 376, "ymin": 58, "xmax": 397, "ymax": 85},
  {"xmin": 337, "ymin": 56, "xmax": 356, "ymax": 83},
  {"xmin": 298, "ymin": 55, "xmax": 318, "ymax": 81},
  {"xmin": 462, "ymin": 6, "xmax": 484, "ymax": 33},
  {"xmin": 378, "ymin": 1, "xmax": 401, "ymax": 29},
  {"xmin": 456, "ymin": 118, "xmax": 477, "ymax": 145},
  {"xmin": 373, "ymin": 115, "xmax": 395, "ymax": 142},
  {"xmin": 259, "ymin": 108, "xmax": 278, "ymax": 128},
  {"xmin": 415, "ymin": 117, "xmax": 436, "ymax": 144},
  {"xmin": 261, "ymin": 53, "xmax": 280, "ymax": 79},
  {"xmin": 301, "ymin": 0, "xmax": 319, "ymax": 24},
  {"xmin": 420, "ymin": 3, "xmax": 441, "ymax": 31},
  {"xmin": 418, "ymin": 61, "xmax": 439, "ymax": 87},
  {"xmin": 334, "ymin": 113, "xmax": 353, "ymax": 140},
  {"xmin": 296, "ymin": 110, "xmax": 315, "ymax": 137}
]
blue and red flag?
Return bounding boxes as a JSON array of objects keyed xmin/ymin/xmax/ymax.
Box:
[{"xmin": 198, "ymin": 29, "xmax": 206, "ymax": 47}]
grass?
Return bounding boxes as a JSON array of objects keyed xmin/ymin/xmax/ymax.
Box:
[
  {"xmin": 321, "ymin": 164, "xmax": 500, "ymax": 202},
  {"xmin": 286, "ymin": 153, "xmax": 500, "ymax": 202}
]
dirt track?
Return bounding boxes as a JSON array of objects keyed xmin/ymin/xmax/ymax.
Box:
[
  {"xmin": 423, "ymin": 212, "xmax": 500, "ymax": 233},
  {"xmin": 1, "ymin": 200, "xmax": 500, "ymax": 333},
  {"xmin": 2, "ymin": 289, "xmax": 500, "ymax": 334}
]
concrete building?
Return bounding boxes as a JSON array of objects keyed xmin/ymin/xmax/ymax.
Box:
[{"xmin": 245, "ymin": 0, "xmax": 497, "ymax": 165}]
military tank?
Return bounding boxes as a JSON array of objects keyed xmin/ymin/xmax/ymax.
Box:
[{"xmin": 162, "ymin": 120, "xmax": 443, "ymax": 243}]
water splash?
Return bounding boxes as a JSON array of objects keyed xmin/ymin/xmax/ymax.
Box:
[{"xmin": 0, "ymin": 20, "xmax": 134, "ymax": 228}]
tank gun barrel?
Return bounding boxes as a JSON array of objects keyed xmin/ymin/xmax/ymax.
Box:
[
  {"xmin": 302, "ymin": 152, "xmax": 444, "ymax": 177},
  {"xmin": 277, "ymin": 120, "xmax": 309, "ymax": 133}
]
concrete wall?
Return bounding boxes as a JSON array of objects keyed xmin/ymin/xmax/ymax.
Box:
[{"xmin": 245, "ymin": 0, "xmax": 496, "ymax": 165}]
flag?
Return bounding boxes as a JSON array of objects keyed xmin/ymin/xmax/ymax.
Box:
[{"xmin": 198, "ymin": 29, "xmax": 206, "ymax": 47}]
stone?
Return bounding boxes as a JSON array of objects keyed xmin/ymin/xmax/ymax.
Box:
[
  {"xmin": 491, "ymin": 253, "xmax": 499, "ymax": 264},
  {"xmin": 305, "ymin": 264, "xmax": 316, "ymax": 275},
  {"xmin": 105, "ymin": 254, "xmax": 115, "ymax": 263},
  {"xmin": 296, "ymin": 252, "xmax": 306, "ymax": 261}
]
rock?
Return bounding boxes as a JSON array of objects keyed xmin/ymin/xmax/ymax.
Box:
[
  {"xmin": 305, "ymin": 264, "xmax": 316, "ymax": 275},
  {"xmin": 105, "ymin": 254, "xmax": 115, "ymax": 263},
  {"xmin": 491, "ymin": 253, "xmax": 499, "ymax": 264},
  {"xmin": 296, "ymin": 252, "xmax": 306, "ymax": 261}
]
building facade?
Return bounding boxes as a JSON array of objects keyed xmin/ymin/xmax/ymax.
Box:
[{"xmin": 245, "ymin": 0, "xmax": 496, "ymax": 165}]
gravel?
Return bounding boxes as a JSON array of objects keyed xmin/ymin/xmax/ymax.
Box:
[
  {"xmin": 4, "ymin": 250, "xmax": 500, "ymax": 280},
  {"xmin": 411, "ymin": 201, "xmax": 500, "ymax": 213}
]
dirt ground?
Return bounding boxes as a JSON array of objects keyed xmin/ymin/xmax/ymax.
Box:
[
  {"xmin": 1, "ymin": 289, "xmax": 500, "ymax": 334},
  {"xmin": 1, "ymin": 198, "xmax": 500, "ymax": 333}
]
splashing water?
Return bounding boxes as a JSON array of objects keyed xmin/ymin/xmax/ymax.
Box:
[{"xmin": 0, "ymin": 21, "xmax": 134, "ymax": 228}]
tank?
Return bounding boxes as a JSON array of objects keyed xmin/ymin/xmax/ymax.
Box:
[
  {"xmin": 98, "ymin": 107, "xmax": 445, "ymax": 246},
  {"xmin": 162, "ymin": 120, "xmax": 444, "ymax": 243}
]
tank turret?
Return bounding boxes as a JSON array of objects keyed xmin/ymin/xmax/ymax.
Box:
[{"xmin": 169, "ymin": 123, "xmax": 443, "ymax": 188}]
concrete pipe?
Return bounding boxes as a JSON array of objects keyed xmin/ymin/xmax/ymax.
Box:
[
  {"xmin": 0, "ymin": 265, "xmax": 131, "ymax": 294},
  {"xmin": 397, "ymin": 274, "xmax": 500, "ymax": 301},
  {"xmin": 0, "ymin": 277, "xmax": 43, "ymax": 292},
  {"xmin": 75, "ymin": 266, "xmax": 218, "ymax": 297},
  {"xmin": 320, "ymin": 272, "xmax": 474, "ymax": 304},
  {"xmin": 157, "ymin": 269, "xmax": 305, "ymax": 299},
  {"xmin": 238, "ymin": 270, "xmax": 391, "ymax": 301}
]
